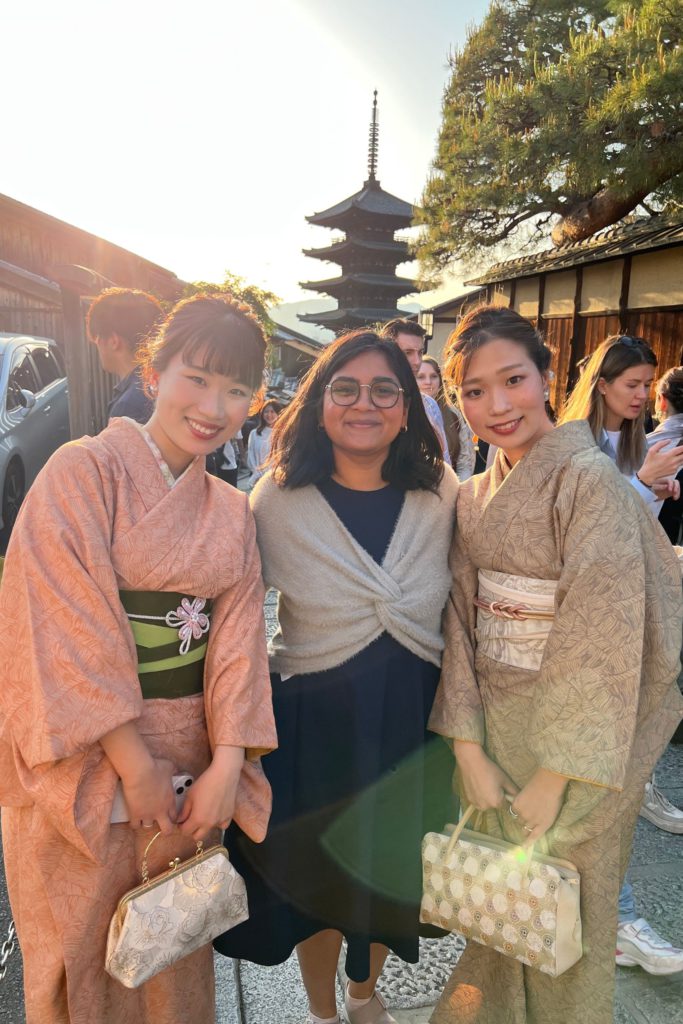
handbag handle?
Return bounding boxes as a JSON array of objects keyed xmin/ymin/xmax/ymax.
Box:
[
  {"xmin": 141, "ymin": 831, "xmax": 204, "ymax": 884},
  {"xmin": 445, "ymin": 804, "xmax": 477, "ymax": 858},
  {"xmin": 444, "ymin": 805, "xmax": 535, "ymax": 878}
]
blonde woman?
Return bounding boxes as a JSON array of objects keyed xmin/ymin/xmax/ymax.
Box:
[
  {"xmin": 559, "ymin": 336, "xmax": 683, "ymax": 507},
  {"xmin": 559, "ymin": 334, "xmax": 683, "ymax": 973}
]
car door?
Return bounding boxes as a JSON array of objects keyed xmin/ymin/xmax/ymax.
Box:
[
  {"xmin": 5, "ymin": 346, "xmax": 50, "ymax": 484},
  {"xmin": 28, "ymin": 344, "xmax": 70, "ymax": 451}
]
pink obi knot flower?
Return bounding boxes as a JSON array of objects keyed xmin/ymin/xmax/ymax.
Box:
[{"xmin": 166, "ymin": 597, "xmax": 210, "ymax": 655}]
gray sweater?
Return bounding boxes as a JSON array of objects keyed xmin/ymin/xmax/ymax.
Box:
[{"xmin": 250, "ymin": 468, "xmax": 459, "ymax": 676}]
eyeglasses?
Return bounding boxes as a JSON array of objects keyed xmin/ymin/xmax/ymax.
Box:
[{"xmin": 325, "ymin": 378, "xmax": 404, "ymax": 409}]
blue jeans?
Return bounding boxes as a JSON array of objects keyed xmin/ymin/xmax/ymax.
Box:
[{"xmin": 619, "ymin": 880, "xmax": 637, "ymax": 924}]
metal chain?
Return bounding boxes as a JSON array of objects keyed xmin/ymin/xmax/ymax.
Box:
[{"xmin": 0, "ymin": 919, "xmax": 17, "ymax": 981}]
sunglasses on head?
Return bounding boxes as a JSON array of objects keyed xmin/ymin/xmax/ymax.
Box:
[{"xmin": 616, "ymin": 335, "xmax": 648, "ymax": 349}]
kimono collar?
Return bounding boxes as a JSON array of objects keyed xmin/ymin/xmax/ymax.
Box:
[{"xmin": 488, "ymin": 420, "xmax": 597, "ymax": 504}]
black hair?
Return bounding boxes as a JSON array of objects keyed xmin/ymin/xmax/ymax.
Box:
[
  {"xmin": 269, "ymin": 330, "xmax": 444, "ymax": 492},
  {"xmin": 256, "ymin": 399, "xmax": 282, "ymax": 435},
  {"xmin": 139, "ymin": 293, "xmax": 267, "ymax": 393},
  {"xmin": 444, "ymin": 305, "xmax": 552, "ymax": 388}
]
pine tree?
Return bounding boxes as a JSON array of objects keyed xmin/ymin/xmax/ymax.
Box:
[{"xmin": 418, "ymin": 0, "xmax": 683, "ymax": 278}]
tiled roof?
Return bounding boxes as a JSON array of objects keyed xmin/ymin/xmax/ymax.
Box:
[
  {"xmin": 307, "ymin": 179, "xmax": 414, "ymax": 227},
  {"xmin": 466, "ymin": 215, "xmax": 683, "ymax": 286}
]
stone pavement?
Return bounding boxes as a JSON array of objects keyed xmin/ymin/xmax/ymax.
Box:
[
  {"xmin": 0, "ymin": 590, "xmax": 681, "ymax": 1022},
  {"xmin": 214, "ymin": 743, "xmax": 683, "ymax": 1024}
]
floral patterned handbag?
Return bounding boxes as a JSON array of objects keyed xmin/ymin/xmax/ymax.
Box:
[
  {"xmin": 105, "ymin": 832, "xmax": 249, "ymax": 988},
  {"xmin": 421, "ymin": 805, "xmax": 582, "ymax": 977}
]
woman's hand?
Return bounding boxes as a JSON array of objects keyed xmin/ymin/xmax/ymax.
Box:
[
  {"xmin": 510, "ymin": 767, "xmax": 568, "ymax": 847},
  {"xmin": 639, "ymin": 440, "xmax": 683, "ymax": 487},
  {"xmin": 120, "ymin": 756, "xmax": 178, "ymax": 834},
  {"xmin": 454, "ymin": 740, "xmax": 519, "ymax": 811},
  {"xmin": 651, "ymin": 476, "xmax": 682, "ymax": 502},
  {"xmin": 177, "ymin": 745, "xmax": 245, "ymax": 841}
]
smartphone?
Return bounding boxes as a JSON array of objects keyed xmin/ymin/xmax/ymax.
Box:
[{"xmin": 110, "ymin": 773, "xmax": 194, "ymax": 824}]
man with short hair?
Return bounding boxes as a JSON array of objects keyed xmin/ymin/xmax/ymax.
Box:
[
  {"xmin": 87, "ymin": 287, "xmax": 163, "ymax": 423},
  {"xmin": 380, "ymin": 318, "xmax": 452, "ymax": 466}
]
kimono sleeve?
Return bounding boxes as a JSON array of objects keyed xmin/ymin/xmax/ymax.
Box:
[
  {"xmin": 203, "ymin": 505, "xmax": 276, "ymax": 761},
  {"xmin": 428, "ymin": 507, "xmax": 485, "ymax": 745},
  {"xmin": 0, "ymin": 442, "xmax": 144, "ymax": 860},
  {"xmin": 0, "ymin": 442, "xmax": 143, "ymax": 774},
  {"xmin": 530, "ymin": 459, "xmax": 647, "ymax": 790}
]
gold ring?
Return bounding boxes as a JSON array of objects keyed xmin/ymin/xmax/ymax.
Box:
[{"xmin": 523, "ymin": 824, "xmax": 534, "ymax": 833}]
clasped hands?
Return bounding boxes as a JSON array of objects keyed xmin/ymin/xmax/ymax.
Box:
[
  {"xmin": 120, "ymin": 746, "xmax": 244, "ymax": 842},
  {"xmin": 454, "ymin": 739, "xmax": 568, "ymax": 847}
]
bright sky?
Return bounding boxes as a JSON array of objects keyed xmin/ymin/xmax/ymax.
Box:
[{"xmin": 3, "ymin": 0, "xmax": 489, "ymax": 308}]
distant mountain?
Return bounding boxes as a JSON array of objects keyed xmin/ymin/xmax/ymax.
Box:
[{"xmin": 271, "ymin": 298, "xmax": 423, "ymax": 345}]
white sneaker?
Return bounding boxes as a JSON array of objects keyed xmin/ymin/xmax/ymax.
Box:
[
  {"xmin": 639, "ymin": 781, "xmax": 683, "ymax": 833},
  {"xmin": 616, "ymin": 918, "xmax": 683, "ymax": 974}
]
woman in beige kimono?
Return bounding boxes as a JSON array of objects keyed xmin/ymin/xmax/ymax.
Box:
[
  {"xmin": 0, "ymin": 294, "xmax": 277, "ymax": 1024},
  {"xmin": 428, "ymin": 305, "xmax": 683, "ymax": 1024}
]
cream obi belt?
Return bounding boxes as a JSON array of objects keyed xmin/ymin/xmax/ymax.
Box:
[{"xmin": 474, "ymin": 570, "xmax": 557, "ymax": 671}]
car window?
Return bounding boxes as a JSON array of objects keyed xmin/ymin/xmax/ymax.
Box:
[
  {"xmin": 6, "ymin": 349, "xmax": 40, "ymax": 411},
  {"xmin": 30, "ymin": 346, "xmax": 64, "ymax": 389},
  {"xmin": 50, "ymin": 346, "xmax": 66, "ymax": 377}
]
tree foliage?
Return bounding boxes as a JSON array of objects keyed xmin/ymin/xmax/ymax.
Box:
[
  {"xmin": 418, "ymin": 0, "xmax": 683, "ymax": 279},
  {"xmin": 182, "ymin": 271, "xmax": 280, "ymax": 336}
]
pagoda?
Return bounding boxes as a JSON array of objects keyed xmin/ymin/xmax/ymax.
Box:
[{"xmin": 299, "ymin": 92, "xmax": 416, "ymax": 333}]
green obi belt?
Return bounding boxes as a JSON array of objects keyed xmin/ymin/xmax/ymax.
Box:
[{"xmin": 120, "ymin": 590, "xmax": 213, "ymax": 700}]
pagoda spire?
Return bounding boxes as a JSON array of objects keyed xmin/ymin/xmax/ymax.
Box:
[{"xmin": 367, "ymin": 90, "xmax": 379, "ymax": 183}]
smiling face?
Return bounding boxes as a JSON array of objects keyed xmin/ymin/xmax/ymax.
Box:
[
  {"xmin": 599, "ymin": 362, "xmax": 655, "ymax": 430},
  {"xmin": 416, "ymin": 360, "xmax": 441, "ymax": 399},
  {"xmin": 321, "ymin": 350, "xmax": 408, "ymax": 464},
  {"xmin": 262, "ymin": 404, "xmax": 279, "ymax": 427},
  {"xmin": 457, "ymin": 337, "xmax": 552, "ymax": 463},
  {"xmin": 145, "ymin": 349, "xmax": 253, "ymax": 477}
]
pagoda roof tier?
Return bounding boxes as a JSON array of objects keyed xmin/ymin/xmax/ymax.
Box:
[
  {"xmin": 307, "ymin": 179, "xmax": 414, "ymax": 229},
  {"xmin": 301, "ymin": 271, "xmax": 415, "ymax": 295},
  {"xmin": 298, "ymin": 306, "xmax": 404, "ymax": 328},
  {"xmin": 303, "ymin": 235, "xmax": 410, "ymax": 262}
]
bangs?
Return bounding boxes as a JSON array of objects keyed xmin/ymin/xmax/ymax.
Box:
[{"xmin": 179, "ymin": 320, "xmax": 265, "ymax": 391}]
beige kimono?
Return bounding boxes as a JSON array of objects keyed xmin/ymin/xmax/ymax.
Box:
[
  {"xmin": 0, "ymin": 418, "xmax": 277, "ymax": 1024},
  {"xmin": 429, "ymin": 421, "xmax": 683, "ymax": 1024}
]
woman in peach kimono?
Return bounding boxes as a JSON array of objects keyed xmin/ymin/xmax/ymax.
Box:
[
  {"xmin": 428, "ymin": 306, "xmax": 683, "ymax": 1024},
  {"xmin": 0, "ymin": 295, "xmax": 277, "ymax": 1024}
]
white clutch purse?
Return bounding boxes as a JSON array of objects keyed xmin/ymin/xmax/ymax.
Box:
[
  {"xmin": 106, "ymin": 832, "xmax": 249, "ymax": 988},
  {"xmin": 421, "ymin": 805, "xmax": 582, "ymax": 977}
]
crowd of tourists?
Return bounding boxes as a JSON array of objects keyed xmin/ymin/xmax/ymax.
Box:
[{"xmin": 0, "ymin": 287, "xmax": 681, "ymax": 1024}]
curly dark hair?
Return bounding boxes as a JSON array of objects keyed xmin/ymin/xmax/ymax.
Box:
[{"xmin": 269, "ymin": 330, "xmax": 444, "ymax": 492}]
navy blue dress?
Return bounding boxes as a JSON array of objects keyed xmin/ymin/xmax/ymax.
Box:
[{"xmin": 215, "ymin": 479, "xmax": 452, "ymax": 980}]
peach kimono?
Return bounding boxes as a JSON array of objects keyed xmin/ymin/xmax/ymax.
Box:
[{"xmin": 0, "ymin": 417, "xmax": 277, "ymax": 1024}]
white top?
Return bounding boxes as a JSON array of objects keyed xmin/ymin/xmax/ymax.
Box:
[
  {"xmin": 247, "ymin": 427, "xmax": 273, "ymax": 485},
  {"xmin": 598, "ymin": 429, "xmax": 660, "ymax": 512}
]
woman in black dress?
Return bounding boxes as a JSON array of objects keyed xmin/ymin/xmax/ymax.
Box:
[{"xmin": 215, "ymin": 330, "xmax": 458, "ymax": 1024}]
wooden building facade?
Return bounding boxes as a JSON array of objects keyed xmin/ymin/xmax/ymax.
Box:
[
  {"xmin": 0, "ymin": 194, "xmax": 184, "ymax": 437},
  {"xmin": 464, "ymin": 216, "xmax": 683, "ymax": 410}
]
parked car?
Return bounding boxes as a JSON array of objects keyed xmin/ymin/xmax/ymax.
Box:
[{"xmin": 0, "ymin": 333, "xmax": 70, "ymax": 539}]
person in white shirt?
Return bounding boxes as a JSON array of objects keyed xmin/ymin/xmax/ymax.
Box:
[
  {"xmin": 559, "ymin": 334, "xmax": 683, "ymax": 975},
  {"xmin": 379, "ymin": 319, "xmax": 452, "ymax": 467},
  {"xmin": 247, "ymin": 400, "xmax": 281, "ymax": 486},
  {"xmin": 416, "ymin": 355, "xmax": 476, "ymax": 480}
]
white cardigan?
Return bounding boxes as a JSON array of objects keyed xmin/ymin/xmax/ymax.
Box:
[{"xmin": 250, "ymin": 468, "xmax": 459, "ymax": 676}]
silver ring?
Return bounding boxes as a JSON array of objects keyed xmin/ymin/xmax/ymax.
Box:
[
  {"xmin": 523, "ymin": 824, "xmax": 534, "ymax": 833},
  {"xmin": 508, "ymin": 804, "xmax": 519, "ymax": 819}
]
